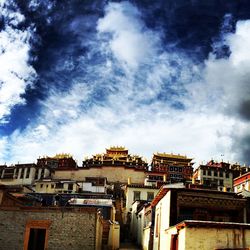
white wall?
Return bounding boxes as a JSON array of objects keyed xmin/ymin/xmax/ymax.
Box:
[
  {"xmin": 125, "ymin": 186, "xmax": 159, "ymax": 214},
  {"xmin": 80, "ymin": 182, "xmax": 106, "ymax": 193},
  {"xmin": 153, "ymin": 190, "xmax": 171, "ymax": 250}
]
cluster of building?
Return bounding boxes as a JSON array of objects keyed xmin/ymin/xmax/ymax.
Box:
[{"xmin": 0, "ymin": 146, "xmax": 250, "ymax": 249}]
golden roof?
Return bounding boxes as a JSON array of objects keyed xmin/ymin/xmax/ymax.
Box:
[
  {"xmin": 107, "ymin": 146, "xmax": 127, "ymax": 151},
  {"xmin": 53, "ymin": 153, "xmax": 72, "ymax": 159},
  {"xmin": 154, "ymin": 152, "xmax": 192, "ymax": 160}
]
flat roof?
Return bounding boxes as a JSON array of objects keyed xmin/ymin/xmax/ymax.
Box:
[
  {"xmin": 151, "ymin": 186, "xmax": 245, "ymax": 207},
  {"xmin": 127, "ymin": 184, "xmax": 159, "ymax": 189},
  {"xmin": 153, "ymin": 153, "xmax": 193, "ymax": 160},
  {"xmin": 175, "ymin": 220, "xmax": 250, "ymax": 230}
]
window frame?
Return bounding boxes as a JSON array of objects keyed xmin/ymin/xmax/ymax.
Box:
[
  {"xmin": 23, "ymin": 220, "xmax": 51, "ymax": 250},
  {"xmin": 133, "ymin": 191, "xmax": 141, "ymax": 201},
  {"xmin": 147, "ymin": 192, "xmax": 154, "ymax": 201}
]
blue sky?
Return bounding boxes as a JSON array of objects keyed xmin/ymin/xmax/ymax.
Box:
[{"xmin": 1, "ymin": 0, "xmax": 250, "ymax": 166}]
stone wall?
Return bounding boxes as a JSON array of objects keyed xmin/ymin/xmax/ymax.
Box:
[{"xmin": 0, "ymin": 207, "xmax": 97, "ymax": 250}]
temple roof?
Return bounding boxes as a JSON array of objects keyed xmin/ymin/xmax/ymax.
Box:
[
  {"xmin": 39, "ymin": 153, "xmax": 73, "ymax": 160},
  {"xmin": 153, "ymin": 152, "xmax": 193, "ymax": 161},
  {"xmin": 107, "ymin": 146, "xmax": 127, "ymax": 151}
]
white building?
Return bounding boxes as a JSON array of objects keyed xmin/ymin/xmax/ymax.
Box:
[
  {"xmin": 125, "ymin": 184, "xmax": 159, "ymax": 214},
  {"xmin": 193, "ymin": 161, "xmax": 234, "ymax": 191},
  {"xmin": 151, "ymin": 186, "xmax": 248, "ymax": 250},
  {"xmin": 0, "ymin": 164, "xmax": 51, "ymax": 187},
  {"xmin": 34, "ymin": 179, "xmax": 79, "ymax": 194}
]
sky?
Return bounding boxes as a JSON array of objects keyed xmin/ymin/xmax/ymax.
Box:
[{"xmin": 1, "ymin": 0, "xmax": 250, "ymax": 166}]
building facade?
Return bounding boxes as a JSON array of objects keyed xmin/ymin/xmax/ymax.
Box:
[
  {"xmin": 34, "ymin": 179, "xmax": 79, "ymax": 194},
  {"xmin": 125, "ymin": 184, "xmax": 159, "ymax": 216},
  {"xmin": 193, "ymin": 160, "xmax": 248, "ymax": 192},
  {"xmin": 0, "ymin": 163, "xmax": 51, "ymax": 186},
  {"xmin": 151, "ymin": 187, "xmax": 248, "ymax": 250},
  {"xmin": 82, "ymin": 146, "xmax": 148, "ymax": 171},
  {"xmin": 151, "ymin": 153, "xmax": 193, "ymax": 183},
  {"xmin": 37, "ymin": 154, "xmax": 77, "ymax": 169}
]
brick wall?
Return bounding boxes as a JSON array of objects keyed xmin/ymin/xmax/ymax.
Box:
[{"xmin": 0, "ymin": 207, "xmax": 97, "ymax": 250}]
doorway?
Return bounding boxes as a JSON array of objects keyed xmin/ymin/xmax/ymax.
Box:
[{"xmin": 28, "ymin": 228, "xmax": 46, "ymax": 250}]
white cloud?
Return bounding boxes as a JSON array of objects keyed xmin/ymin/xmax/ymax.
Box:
[
  {"xmin": 198, "ymin": 20, "xmax": 250, "ymax": 119},
  {"xmin": 97, "ymin": 2, "xmax": 160, "ymax": 69},
  {"xmin": 2, "ymin": 102, "xmax": 240, "ymax": 167},
  {"xmin": 0, "ymin": 2, "xmax": 36, "ymax": 122},
  {"xmin": 1, "ymin": 2, "xmax": 250, "ymax": 167}
]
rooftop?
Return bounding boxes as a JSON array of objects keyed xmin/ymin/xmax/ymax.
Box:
[
  {"xmin": 175, "ymin": 220, "xmax": 250, "ymax": 230},
  {"xmin": 151, "ymin": 185, "xmax": 244, "ymax": 207},
  {"xmin": 153, "ymin": 152, "xmax": 192, "ymax": 160},
  {"xmin": 107, "ymin": 146, "xmax": 127, "ymax": 151}
]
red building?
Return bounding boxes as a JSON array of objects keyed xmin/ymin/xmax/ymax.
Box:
[
  {"xmin": 37, "ymin": 154, "xmax": 77, "ymax": 170},
  {"xmin": 82, "ymin": 146, "xmax": 148, "ymax": 171},
  {"xmin": 150, "ymin": 153, "xmax": 193, "ymax": 183}
]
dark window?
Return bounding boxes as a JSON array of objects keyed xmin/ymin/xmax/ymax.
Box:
[
  {"xmin": 28, "ymin": 228, "xmax": 46, "ymax": 250},
  {"xmin": 40, "ymin": 184, "xmax": 43, "ymax": 188},
  {"xmin": 55, "ymin": 183, "xmax": 64, "ymax": 189},
  {"xmin": 226, "ymin": 173, "xmax": 229, "ymax": 178},
  {"xmin": 34, "ymin": 169, "xmax": 38, "ymax": 180},
  {"xmin": 68, "ymin": 183, "xmax": 73, "ymax": 191},
  {"xmin": 41, "ymin": 169, "xmax": 45, "ymax": 179},
  {"xmin": 179, "ymin": 168, "xmax": 183, "ymax": 172},
  {"xmin": 147, "ymin": 192, "xmax": 154, "ymax": 201},
  {"xmin": 219, "ymin": 172, "xmax": 223, "ymax": 177},
  {"xmin": 174, "ymin": 167, "xmax": 178, "ymax": 172},
  {"xmin": 219, "ymin": 180, "xmax": 224, "ymax": 186},
  {"xmin": 2, "ymin": 168, "xmax": 14, "ymax": 179},
  {"xmin": 170, "ymin": 166, "xmax": 173, "ymax": 171},
  {"xmin": 133, "ymin": 191, "xmax": 141, "ymax": 201},
  {"xmin": 207, "ymin": 170, "xmax": 211, "ymax": 176},
  {"xmin": 20, "ymin": 169, "xmax": 24, "ymax": 179},
  {"xmin": 26, "ymin": 168, "xmax": 30, "ymax": 179}
]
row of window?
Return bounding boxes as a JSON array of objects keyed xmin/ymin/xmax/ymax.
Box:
[
  {"xmin": 154, "ymin": 165, "xmax": 184, "ymax": 172},
  {"xmin": 133, "ymin": 191, "xmax": 155, "ymax": 201},
  {"xmin": 0, "ymin": 168, "xmax": 48, "ymax": 180},
  {"xmin": 18, "ymin": 168, "xmax": 30, "ymax": 179},
  {"xmin": 203, "ymin": 178, "xmax": 224, "ymax": 186},
  {"xmin": 39, "ymin": 183, "xmax": 74, "ymax": 190},
  {"xmin": 35, "ymin": 169, "xmax": 46, "ymax": 180},
  {"xmin": 202, "ymin": 169, "xmax": 230, "ymax": 178},
  {"xmin": 170, "ymin": 174, "xmax": 183, "ymax": 179},
  {"xmin": 169, "ymin": 166, "xmax": 183, "ymax": 172},
  {"xmin": 148, "ymin": 175, "xmax": 163, "ymax": 181}
]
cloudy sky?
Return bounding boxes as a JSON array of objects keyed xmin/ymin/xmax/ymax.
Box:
[{"xmin": 1, "ymin": 0, "xmax": 250, "ymax": 166}]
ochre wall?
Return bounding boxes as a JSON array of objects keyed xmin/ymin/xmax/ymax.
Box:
[
  {"xmin": 161, "ymin": 226, "xmax": 250, "ymax": 250},
  {"xmin": 185, "ymin": 227, "xmax": 250, "ymax": 250},
  {"xmin": 53, "ymin": 167, "xmax": 146, "ymax": 184}
]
